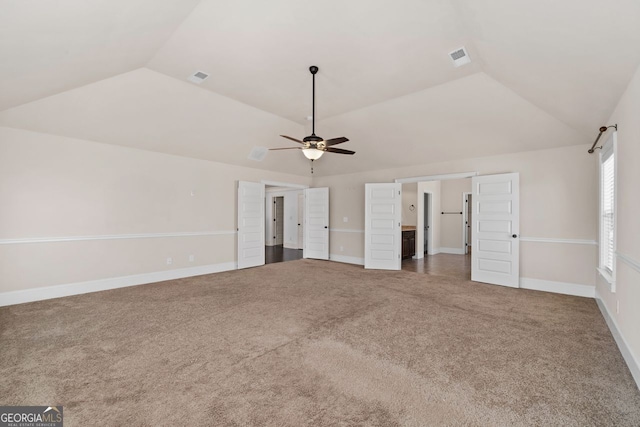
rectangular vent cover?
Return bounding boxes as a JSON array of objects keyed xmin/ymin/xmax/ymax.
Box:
[
  {"xmin": 188, "ymin": 71, "xmax": 210, "ymax": 84},
  {"xmin": 449, "ymin": 47, "xmax": 471, "ymax": 67}
]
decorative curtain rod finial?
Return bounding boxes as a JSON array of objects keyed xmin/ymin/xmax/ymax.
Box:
[{"xmin": 588, "ymin": 124, "xmax": 617, "ymax": 154}]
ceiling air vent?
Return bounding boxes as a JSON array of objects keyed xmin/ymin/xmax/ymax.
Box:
[
  {"xmin": 187, "ymin": 71, "xmax": 209, "ymax": 84},
  {"xmin": 248, "ymin": 146, "xmax": 268, "ymax": 162},
  {"xmin": 449, "ymin": 47, "xmax": 471, "ymax": 67}
]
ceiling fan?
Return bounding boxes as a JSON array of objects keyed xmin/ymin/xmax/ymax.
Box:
[{"xmin": 271, "ymin": 66, "xmax": 354, "ymax": 166}]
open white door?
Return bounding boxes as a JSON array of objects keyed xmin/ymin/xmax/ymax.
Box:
[
  {"xmin": 304, "ymin": 187, "xmax": 329, "ymax": 260},
  {"xmin": 364, "ymin": 183, "xmax": 402, "ymax": 270},
  {"xmin": 237, "ymin": 181, "xmax": 265, "ymax": 269},
  {"xmin": 471, "ymin": 173, "xmax": 519, "ymax": 287}
]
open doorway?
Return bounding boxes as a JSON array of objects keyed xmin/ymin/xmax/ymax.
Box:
[
  {"xmin": 401, "ymin": 176, "xmax": 472, "ymax": 279},
  {"xmin": 265, "ymin": 186, "xmax": 303, "ymax": 264}
]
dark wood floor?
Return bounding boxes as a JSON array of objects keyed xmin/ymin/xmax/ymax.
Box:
[
  {"xmin": 401, "ymin": 253, "xmax": 471, "ymax": 280},
  {"xmin": 265, "ymin": 245, "xmax": 303, "ymax": 264}
]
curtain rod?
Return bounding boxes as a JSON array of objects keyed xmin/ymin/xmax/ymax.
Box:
[{"xmin": 588, "ymin": 124, "xmax": 617, "ymax": 154}]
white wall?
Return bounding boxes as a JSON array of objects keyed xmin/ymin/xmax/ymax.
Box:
[
  {"xmin": 417, "ymin": 181, "xmax": 441, "ymax": 257},
  {"xmin": 401, "ymin": 182, "xmax": 417, "ymax": 226},
  {"xmin": 314, "ymin": 144, "xmax": 598, "ymax": 289},
  {"xmin": 0, "ymin": 127, "xmax": 311, "ymax": 295},
  {"xmin": 596, "ymin": 64, "xmax": 640, "ymax": 386},
  {"xmin": 440, "ymin": 178, "xmax": 471, "ymax": 253}
]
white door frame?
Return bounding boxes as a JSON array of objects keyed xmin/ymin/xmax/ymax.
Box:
[
  {"xmin": 395, "ymin": 171, "xmax": 477, "ymax": 184},
  {"xmin": 462, "ymin": 192, "xmax": 471, "ymax": 254},
  {"xmin": 420, "ymin": 191, "xmax": 433, "ymax": 257},
  {"xmin": 264, "ymin": 182, "xmax": 309, "ymax": 250}
]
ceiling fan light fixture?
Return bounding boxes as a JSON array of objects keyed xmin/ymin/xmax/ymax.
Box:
[{"xmin": 302, "ymin": 148, "xmax": 324, "ymax": 160}]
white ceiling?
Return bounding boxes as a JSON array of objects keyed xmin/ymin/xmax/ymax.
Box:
[
  {"xmin": 0, "ymin": 0, "xmax": 201, "ymax": 111},
  {"xmin": 1, "ymin": 0, "xmax": 639, "ymax": 176}
]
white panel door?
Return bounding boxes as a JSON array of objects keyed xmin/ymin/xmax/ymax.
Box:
[
  {"xmin": 365, "ymin": 183, "xmax": 402, "ymax": 270},
  {"xmin": 237, "ymin": 181, "xmax": 265, "ymax": 269},
  {"xmin": 304, "ymin": 187, "xmax": 329, "ymax": 260},
  {"xmin": 471, "ymin": 173, "xmax": 520, "ymax": 287}
]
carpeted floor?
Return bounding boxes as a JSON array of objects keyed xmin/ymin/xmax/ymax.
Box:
[{"xmin": 1, "ymin": 259, "xmax": 639, "ymax": 426}]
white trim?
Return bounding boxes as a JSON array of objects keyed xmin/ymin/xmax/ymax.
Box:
[
  {"xmin": 0, "ymin": 262, "xmax": 237, "ymax": 307},
  {"xmin": 519, "ymin": 278, "xmax": 595, "ymax": 298},
  {"xmin": 328, "ymin": 228, "xmax": 365, "ymax": 233},
  {"xmin": 260, "ymin": 180, "xmax": 309, "ymax": 189},
  {"xmin": 439, "ymin": 247, "xmax": 466, "ymax": 255},
  {"xmin": 0, "ymin": 231, "xmax": 236, "ymax": 245},
  {"xmin": 597, "ymin": 267, "xmax": 616, "ymax": 291},
  {"xmin": 617, "ymin": 252, "xmax": 640, "ymax": 274},
  {"xmin": 329, "ymin": 254, "xmax": 365, "ymax": 265},
  {"xmin": 519, "ymin": 237, "xmax": 597, "ymax": 245},
  {"xmin": 598, "ymin": 131, "xmax": 617, "ymax": 292},
  {"xmin": 595, "ymin": 290, "xmax": 640, "ymax": 390},
  {"xmin": 394, "ymin": 171, "xmax": 477, "ymax": 184}
]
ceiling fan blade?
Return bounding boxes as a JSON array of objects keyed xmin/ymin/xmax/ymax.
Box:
[
  {"xmin": 280, "ymin": 135, "xmax": 304, "ymax": 144},
  {"xmin": 269, "ymin": 147, "xmax": 302, "ymax": 150},
  {"xmin": 325, "ymin": 147, "xmax": 355, "ymax": 155},
  {"xmin": 324, "ymin": 137, "xmax": 349, "ymax": 146}
]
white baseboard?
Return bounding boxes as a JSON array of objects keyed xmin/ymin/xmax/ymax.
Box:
[
  {"xmin": 0, "ymin": 262, "xmax": 237, "ymax": 307},
  {"xmin": 439, "ymin": 247, "xmax": 466, "ymax": 255},
  {"xmin": 519, "ymin": 277, "xmax": 595, "ymax": 298},
  {"xmin": 329, "ymin": 254, "xmax": 365, "ymax": 266},
  {"xmin": 595, "ymin": 290, "xmax": 640, "ymax": 390}
]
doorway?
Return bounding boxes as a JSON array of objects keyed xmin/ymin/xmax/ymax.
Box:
[
  {"xmin": 264, "ymin": 187, "xmax": 304, "ymax": 265},
  {"xmin": 273, "ymin": 196, "xmax": 284, "ymax": 246},
  {"xmin": 401, "ymin": 177, "xmax": 471, "ymax": 280}
]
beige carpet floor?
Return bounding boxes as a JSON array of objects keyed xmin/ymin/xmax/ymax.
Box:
[{"xmin": 1, "ymin": 259, "xmax": 639, "ymax": 426}]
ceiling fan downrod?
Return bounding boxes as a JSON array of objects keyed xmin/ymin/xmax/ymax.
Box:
[{"xmin": 310, "ymin": 65, "xmax": 318, "ymax": 137}]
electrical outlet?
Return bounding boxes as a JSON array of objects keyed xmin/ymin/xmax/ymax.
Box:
[
  {"xmin": 189, "ymin": 254, "xmax": 195, "ymax": 262},
  {"xmin": 343, "ymin": 217, "xmax": 348, "ymax": 223},
  {"xmin": 166, "ymin": 257, "xmax": 172, "ymax": 265},
  {"xmin": 340, "ymin": 246, "xmax": 344, "ymax": 252},
  {"xmin": 616, "ymin": 300, "xmax": 620, "ymax": 314}
]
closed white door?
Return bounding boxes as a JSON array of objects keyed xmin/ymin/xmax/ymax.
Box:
[
  {"xmin": 304, "ymin": 187, "xmax": 329, "ymax": 260},
  {"xmin": 237, "ymin": 181, "xmax": 265, "ymax": 269},
  {"xmin": 365, "ymin": 183, "xmax": 402, "ymax": 270},
  {"xmin": 471, "ymin": 173, "xmax": 519, "ymax": 287}
]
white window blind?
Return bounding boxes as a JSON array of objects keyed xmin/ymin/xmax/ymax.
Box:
[
  {"xmin": 601, "ymin": 155, "xmax": 614, "ymax": 272},
  {"xmin": 600, "ymin": 139, "xmax": 615, "ymax": 276}
]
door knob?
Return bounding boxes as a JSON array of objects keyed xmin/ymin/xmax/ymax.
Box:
[
  {"xmin": 324, "ymin": 226, "xmax": 328, "ymax": 229},
  {"xmin": 512, "ymin": 234, "xmax": 518, "ymax": 238}
]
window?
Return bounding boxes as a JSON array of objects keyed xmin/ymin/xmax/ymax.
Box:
[{"xmin": 599, "ymin": 132, "xmax": 616, "ymax": 290}]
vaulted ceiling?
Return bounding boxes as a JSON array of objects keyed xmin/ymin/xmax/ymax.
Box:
[{"xmin": 1, "ymin": 0, "xmax": 639, "ymax": 176}]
